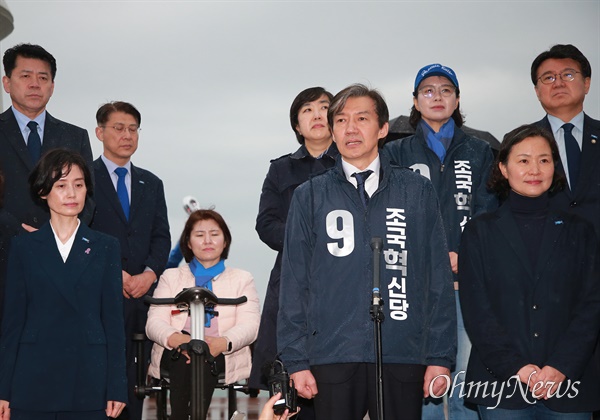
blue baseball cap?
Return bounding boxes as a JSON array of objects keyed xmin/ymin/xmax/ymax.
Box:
[{"xmin": 414, "ymin": 63, "xmax": 459, "ymax": 92}]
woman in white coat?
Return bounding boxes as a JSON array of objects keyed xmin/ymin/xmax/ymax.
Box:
[{"xmin": 146, "ymin": 209, "xmax": 260, "ymax": 420}]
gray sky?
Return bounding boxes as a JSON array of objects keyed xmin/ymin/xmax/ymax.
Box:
[{"xmin": 1, "ymin": 0, "xmax": 599, "ymax": 300}]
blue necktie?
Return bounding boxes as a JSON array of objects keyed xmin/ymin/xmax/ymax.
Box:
[
  {"xmin": 562, "ymin": 123, "xmax": 581, "ymax": 191},
  {"xmin": 352, "ymin": 170, "xmax": 373, "ymax": 208},
  {"xmin": 27, "ymin": 121, "xmax": 42, "ymax": 163},
  {"xmin": 115, "ymin": 167, "xmax": 130, "ymax": 220}
]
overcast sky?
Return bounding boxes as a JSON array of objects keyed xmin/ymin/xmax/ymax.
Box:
[{"xmin": 1, "ymin": 0, "xmax": 599, "ymax": 300}]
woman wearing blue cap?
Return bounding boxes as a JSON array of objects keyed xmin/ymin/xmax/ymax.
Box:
[{"xmin": 384, "ymin": 64, "xmax": 497, "ymax": 419}]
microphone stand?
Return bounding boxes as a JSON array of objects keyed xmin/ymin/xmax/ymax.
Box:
[{"xmin": 370, "ymin": 237, "xmax": 384, "ymax": 420}]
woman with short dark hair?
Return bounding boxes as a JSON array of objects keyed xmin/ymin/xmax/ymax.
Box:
[
  {"xmin": 146, "ymin": 209, "xmax": 260, "ymax": 420},
  {"xmin": 0, "ymin": 148, "xmax": 127, "ymax": 420},
  {"xmin": 459, "ymin": 124, "xmax": 600, "ymax": 418}
]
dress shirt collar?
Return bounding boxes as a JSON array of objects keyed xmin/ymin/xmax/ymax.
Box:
[
  {"xmin": 547, "ymin": 112, "xmax": 584, "ymax": 137},
  {"xmin": 547, "ymin": 112, "xmax": 584, "ymax": 188},
  {"xmin": 341, "ymin": 155, "xmax": 381, "ymax": 197},
  {"xmin": 101, "ymin": 154, "xmax": 132, "ymax": 197},
  {"xmin": 11, "ymin": 106, "xmax": 46, "ymax": 144},
  {"xmin": 50, "ymin": 218, "xmax": 81, "ymax": 262}
]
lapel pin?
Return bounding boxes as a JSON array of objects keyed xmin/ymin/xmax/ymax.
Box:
[
  {"xmin": 82, "ymin": 237, "xmax": 90, "ymax": 243},
  {"xmin": 139, "ymin": 180, "xmax": 145, "ymax": 184},
  {"xmin": 554, "ymin": 220, "xmax": 563, "ymax": 225},
  {"xmin": 591, "ymin": 134, "xmax": 597, "ymax": 144},
  {"xmin": 85, "ymin": 248, "xmax": 91, "ymax": 254}
]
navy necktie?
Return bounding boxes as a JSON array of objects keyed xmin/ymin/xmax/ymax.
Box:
[
  {"xmin": 27, "ymin": 121, "xmax": 41, "ymax": 163},
  {"xmin": 352, "ymin": 170, "xmax": 373, "ymax": 208},
  {"xmin": 115, "ymin": 167, "xmax": 130, "ymax": 220},
  {"xmin": 562, "ymin": 123, "xmax": 581, "ymax": 191}
]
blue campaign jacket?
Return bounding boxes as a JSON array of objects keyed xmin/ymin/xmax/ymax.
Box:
[
  {"xmin": 277, "ymin": 154, "xmax": 456, "ymax": 374},
  {"xmin": 384, "ymin": 124, "xmax": 497, "ymax": 256},
  {"xmin": 250, "ymin": 143, "xmax": 338, "ymax": 388}
]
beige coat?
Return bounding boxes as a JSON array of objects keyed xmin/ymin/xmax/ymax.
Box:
[{"xmin": 146, "ymin": 265, "xmax": 260, "ymax": 384}]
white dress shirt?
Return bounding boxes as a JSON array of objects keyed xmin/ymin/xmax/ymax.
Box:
[
  {"xmin": 341, "ymin": 155, "xmax": 381, "ymax": 197},
  {"xmin": 547, "ymin": 112, "xmax": 584, "ymax": 188}
]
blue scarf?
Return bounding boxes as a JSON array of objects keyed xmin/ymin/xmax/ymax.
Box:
[
  {"xmin": 421, "ymin": 119, "xmax": 455, "ymax": 162},
  {"xmin": 189, "ymin": 259, "xmax": 226, "ymax": 327}
]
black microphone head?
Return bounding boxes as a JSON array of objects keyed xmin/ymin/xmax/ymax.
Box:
[{"xmin": 370, "ymin": 237, "xmax": 383, "ymax": 251}]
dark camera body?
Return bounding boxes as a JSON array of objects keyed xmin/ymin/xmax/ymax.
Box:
[{"xmin": 268, "ymin": 360, "xmax": 298, "ymax": 415}]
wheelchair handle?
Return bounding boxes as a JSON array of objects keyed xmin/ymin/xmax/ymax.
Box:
[
  {"xmin": 145, "ymin": 286, "xmax": 247, "ymax": 307},
  {"xmin": 145, "ymin": 296, "xmax": 176, "ymax": 305},
  {"xmin": 216, "ymin": 297, "xmax": 247, "ymax": 306}
]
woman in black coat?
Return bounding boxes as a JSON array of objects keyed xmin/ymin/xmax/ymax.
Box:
[
  {"xmin": 459, "ymin": 124, "xmax": 600, "ymax": 418},
  {"xmin": 0, "ymin": 149, "xmax": 127, "ymax": 420}
]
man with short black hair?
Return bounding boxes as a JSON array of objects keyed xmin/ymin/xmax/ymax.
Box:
[
  {"xmin": 277, "ymin": 84, "xmax": 456, "ymax": 419},
  {"xmin": 0, "ymin": 43, "xmax": 93, "ymax": 229},
  {"xmin": 90, "ymin": 101, "xmax": 170, "ymax": 420},
  {"xmin": 531, "ymin": 44, "xmax": 600, "ymax": 237}
]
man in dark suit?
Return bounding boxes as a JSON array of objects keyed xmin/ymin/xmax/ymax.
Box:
[
  {"xmin": 0, "ymin": 171, "xmax": 21, "ymax": 332},
  {"xmin": 0, "ymin": 43, "xmax": 93, "ymax": 229},
  {"xmin": 531, "ymin": 44, "xmax": 600, "ymax": 237},
  {"xmin": 89, "ymin": 101, "xmax": 170, "ymax": 420}
]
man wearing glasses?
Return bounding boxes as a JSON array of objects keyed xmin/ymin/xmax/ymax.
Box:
[
  {"xmin": 91, "ymin": 101, "xmax": 170, "ymax": 420},
  {"xmin": 532, "ymin": 44, "xmax": 600, "ymax": 237}
]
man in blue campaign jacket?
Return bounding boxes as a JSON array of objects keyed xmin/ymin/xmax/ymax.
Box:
[
  {"xmin": 384, "ymin": 64, "xmax": 497, "ymax": 419},
  {"xmin": 278, "ymin": 84, "xmax": 456, "ymax": 420}
]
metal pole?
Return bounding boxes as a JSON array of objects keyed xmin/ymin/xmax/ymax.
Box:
[
  {"xmin": 370, "ymin": 237, "xmax": 384, "ymax": 420},
  {"xmin": 189, "ymin": 298, "xmax": 206, "ymax": 420}
]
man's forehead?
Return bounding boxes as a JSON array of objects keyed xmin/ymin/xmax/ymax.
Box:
[
  {"xmin": 106, "ymin": 112, "xmax": 138, "ymax": 123},
  {"xmin": 337, "ymin": 96, "xmax": 376, "ymax": 114},
  {"xmin": 538, "ymin": 58, "xmax": 581, "ymax": 74},
  {"xmin": 14, "ymin": 56, "xmax": 51, "ymax": 72}
]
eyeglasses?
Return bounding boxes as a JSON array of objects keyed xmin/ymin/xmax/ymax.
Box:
[
  {"xmin": 538, "ymin": 70, "xmax": 580, "ymax": 85},
  {"xmin": 418, "ymin": 85, "xmax": 456, "ymax": 98},
  {"xmin": 101, "ymin": 124, "xmax": 141, "ymax": 134}
]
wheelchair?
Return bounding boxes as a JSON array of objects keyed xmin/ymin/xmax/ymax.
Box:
[{"xmin": 135, "ymin": 287, "xmax": 251, "ymax": 420}]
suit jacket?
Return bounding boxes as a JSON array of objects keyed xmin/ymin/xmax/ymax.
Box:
[
  {"xmin": 0, "ymin": 223, "xmax": 127, "ymax": 411},
  {"xmin": 90, "ymin": 158, "xmax": 170, "ymax": 279},
  {"xmin": 0, "ymin": 107, "xmax": 94, "ymax": 228},
  {"xmin": 534, "ymin": 114, "xmax": 600, "ymax": 237},
  {"xmin": 0, "ymin": 209, "xmax": 23, "ymax": 331},
  {"xmin": 146, "ymin": 265, "xmax": 260, "ymax": 384},
  {"xmin": 459, "ymin": 201, "xmax": 600, "ymax": 411}
]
